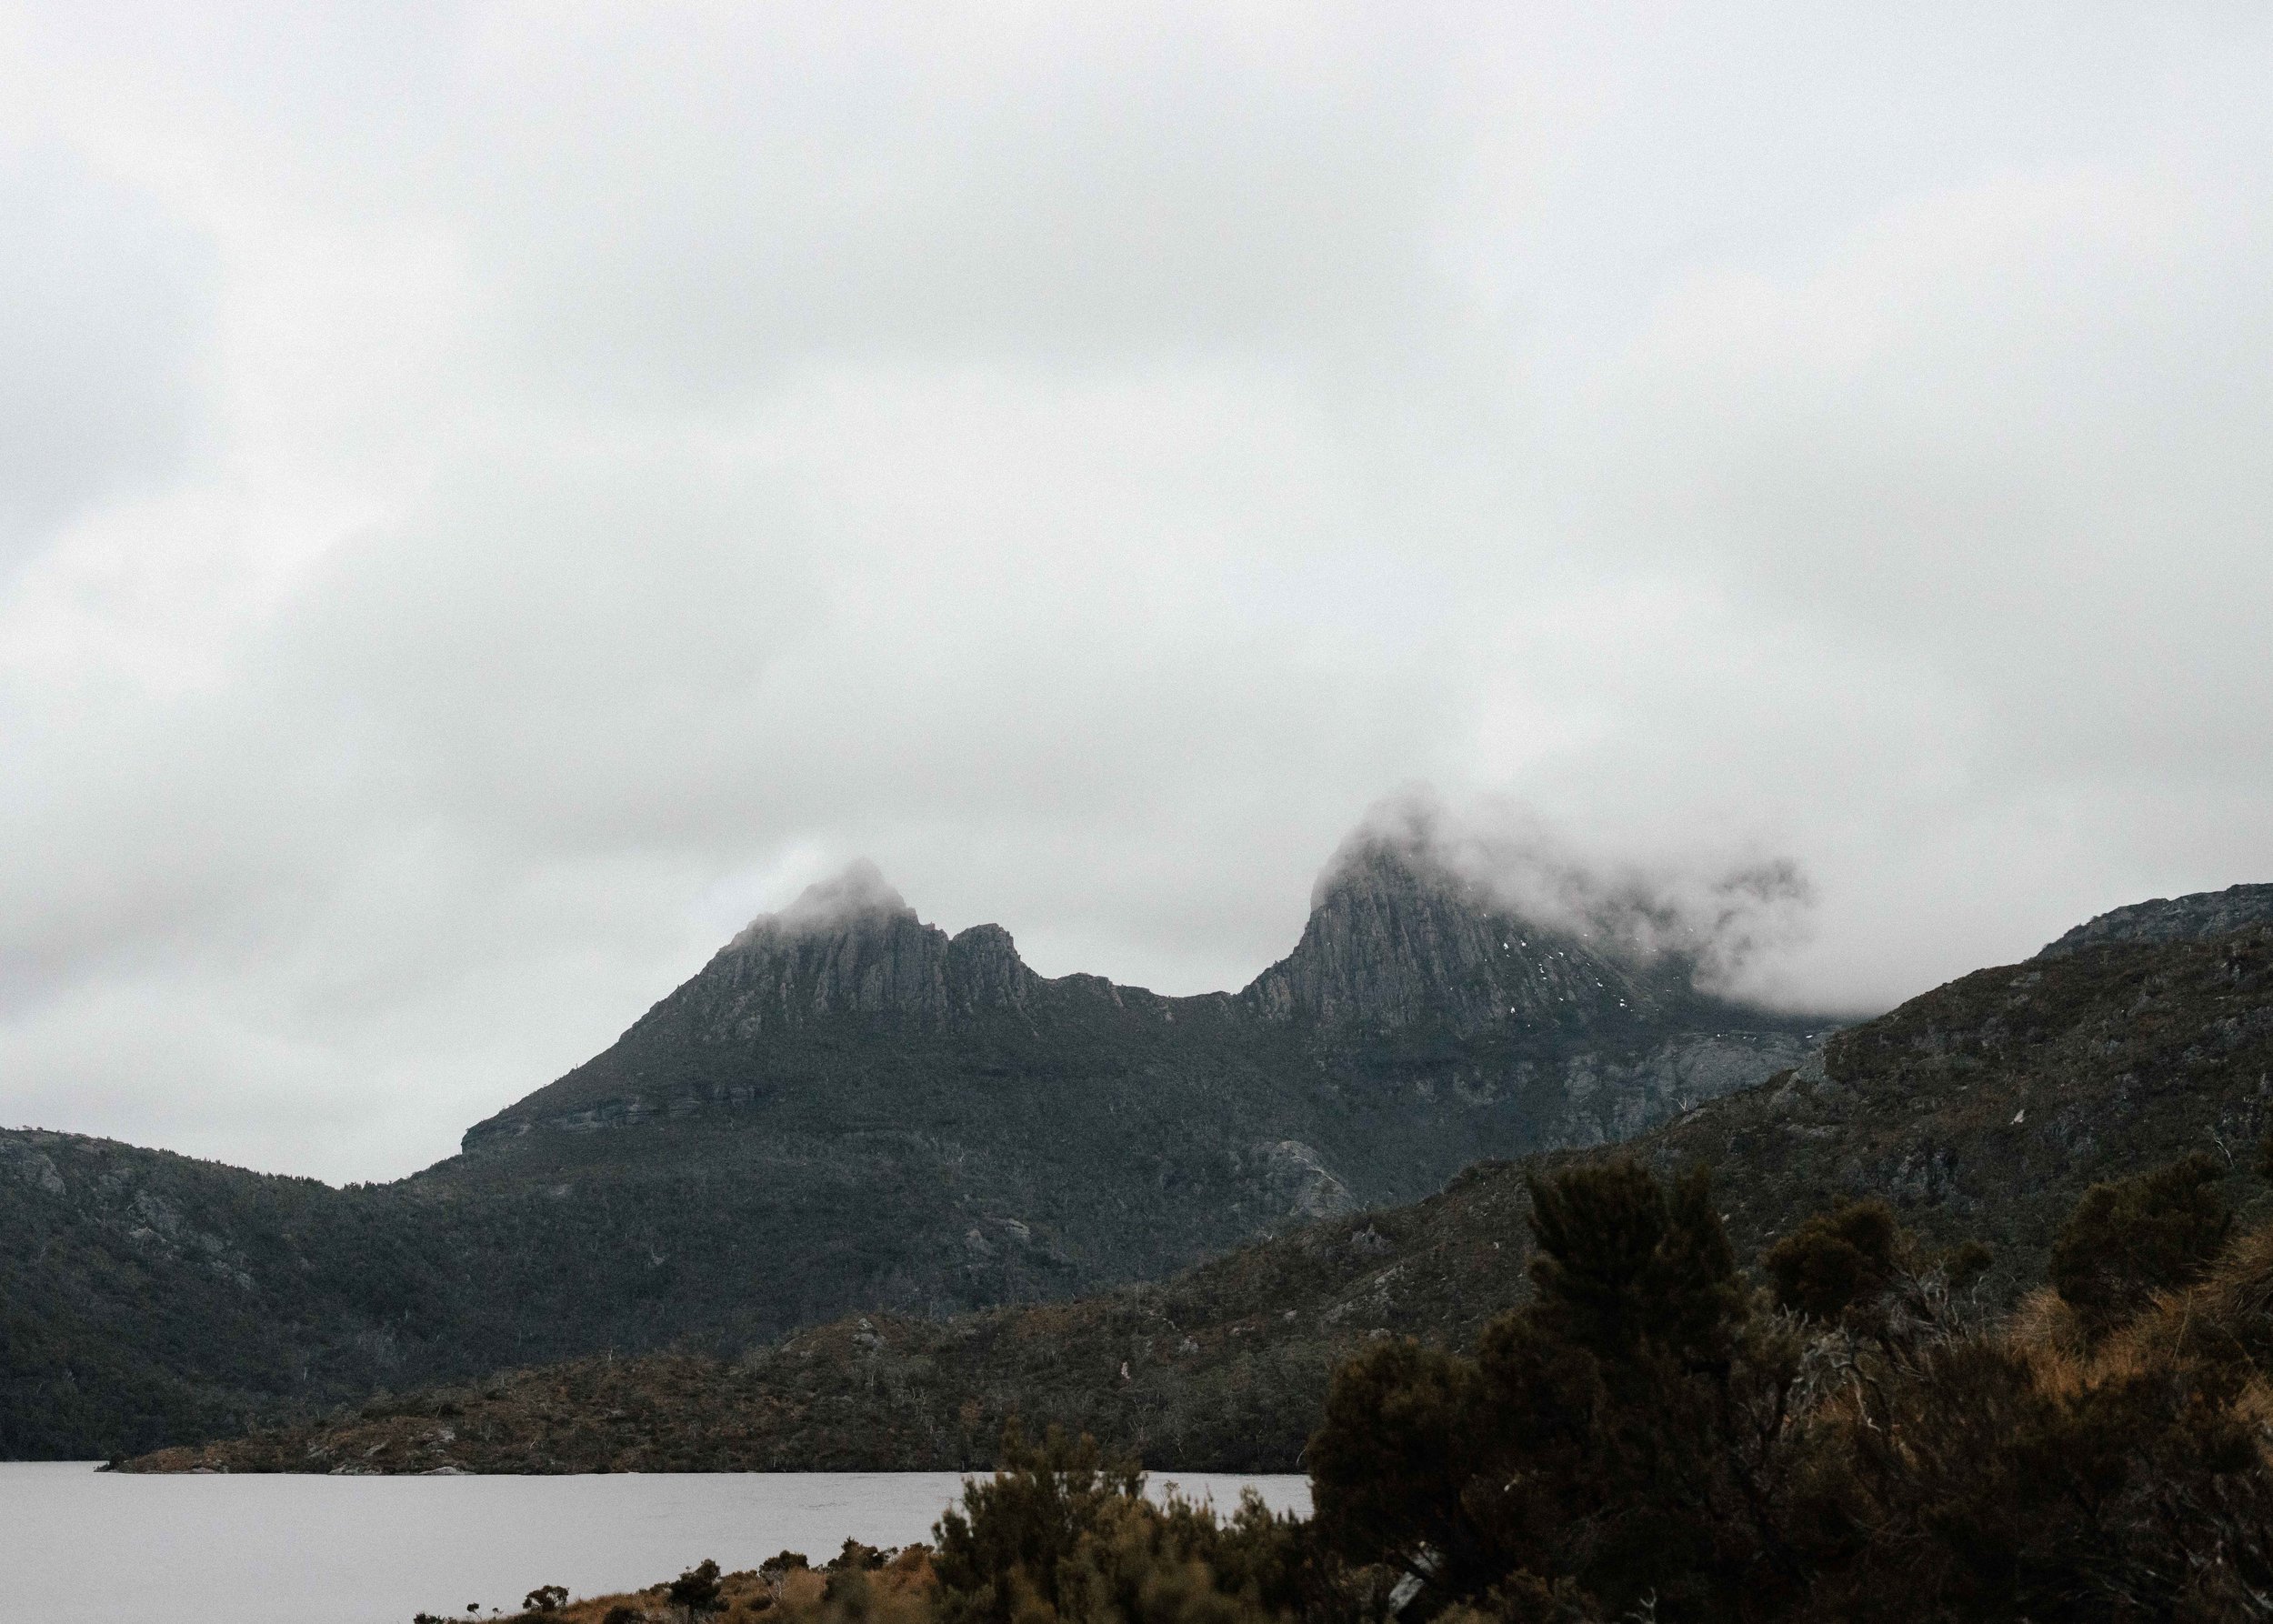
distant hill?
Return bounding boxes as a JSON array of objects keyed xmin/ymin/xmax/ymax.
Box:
[
  {"xmin": 128, "ymin": 917, "xmax": 2273, "ymax": 1475},
  {"xmin": 1, "ymin": 826, "xmax": 1828, "ymax": 1459}
]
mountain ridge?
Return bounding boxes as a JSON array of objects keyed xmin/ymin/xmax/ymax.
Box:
[
  {"xmin": 2036, "ymin": 880, "xmax": 2273, "ymax": 959},
  {"xmin": 126, "ymin": 915, "xmax": 2273, "ymax": 1476},
  {"xmin": 5, "ymin": 827, "xmax": 1836, "ymax": 1459},
  {"xmin": 466, "ymin": 838, "xmax": 1756, "ymax": 1151}
]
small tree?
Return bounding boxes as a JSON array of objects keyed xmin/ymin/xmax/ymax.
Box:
[
  {"xmin": 932, "ymin": 1421, "xmax": 1142, "ymax": 1624},
  {"xmin": 1312, "ymin": 1159, "xmax": 1791, "ymax": 1622},
  {"xmin": 522, "ymin": 1586, "xmax": 568, "ymax": 1614},
  {"xmin": 666, "ymin": 1559, "xmax": 724, "ymax": 1620},
  {"xmin": 1764, "ymin": 1199, "xmax": 1900, "ymax": 1322},
  {"xmin": 2050, "ymin": 1151, "xmax": 2233, "ymax": 1338}
]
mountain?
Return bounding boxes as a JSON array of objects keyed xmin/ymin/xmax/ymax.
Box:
[
  {"xmin": 459, "ymin": 838, "xmax": 1784, "ymax": 1151},
  {"xmin": 411, "ymin": 833, "xmax": 1825, "ymax": 1352},
  {"xmin": 132, "ymin": 914, "xmax": 2273, "ymax": 1476},
  {"xmin": 2036, "ymin": 881, "xmax": 2273, "ymax": 958},
  {"xmin": 1, "ymin": 830, "xmax": 1828, "ymax": 1459}
]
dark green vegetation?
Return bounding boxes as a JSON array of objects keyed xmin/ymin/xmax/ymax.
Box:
[
  {"xmin": 3, "ymin": 837, "xmax": 1827, "ymax": 1459},
  {"xmin": 466, "ymin": 1146, "xmax": 2273, "ymax": 1624},
  {"xmin": 2048, "ymin": 1150, "xmax": 2233, "ymax": 1338},
  {"xmin": 1306, "ymin": 1154, "xmax": 2273, "ymax": 1620},
  {"xmin": 134, "ymin": 920, "xmax": 2273, "ymax": 1475}
]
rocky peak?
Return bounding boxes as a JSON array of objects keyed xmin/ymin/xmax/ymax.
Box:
[
  {"xmin": 2036, "ymin": 882, "xmax": 2273, "ymax": 960},
  {"xmin": 945, "ymin": 923, "xmax": 1037, "ymax": 1011},
  {"xmin": 685, "ymin": 863, "xmax": 1039, "ymax": 1035},
  {"xmin": 1239, "ymin": 837, "xmax": 1682, "ymax": 1036}
]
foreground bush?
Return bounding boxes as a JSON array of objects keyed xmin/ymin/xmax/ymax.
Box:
[
  {"xmin": 485, "ymin": 1153, "xmax": 2273, "ymax": 1624},
  {"xmin": 934, "ymin": 1422, "xmax": 1316, "ymax": 1624},
  {"xmin": 1307, "ymin": 1156, "xmax": 2273, "ymax": 1623}
]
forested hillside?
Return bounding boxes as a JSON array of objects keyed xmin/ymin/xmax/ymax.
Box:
[{"xmin": 133, "ymin": 920, "xmax": 2273, "ymax": 1474}]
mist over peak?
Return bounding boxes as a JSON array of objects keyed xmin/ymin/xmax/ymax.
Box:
[
  {"xmin": 1323, "ymin": 789, "xmax": 1817, "ymax": 998},
  {"xmin": 738, "ymin": 858, "xmax": 914, "ymax": 945}
]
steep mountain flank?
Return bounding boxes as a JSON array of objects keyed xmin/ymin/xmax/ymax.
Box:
[
  {"xmin": 418, "ymin": 841, "xmax": 1820, "ymax": 1350},
  {"xmin": 7, "ymin": 835, "xmax": 1828, "ymax": 1459},
  {"xmin": 130, "ymin": 922, "xmax": 2273, "ymax": 1476},
  {"xmin": 1238, "ymin": 836, "xmax": 1699, "ymax": 1034}
]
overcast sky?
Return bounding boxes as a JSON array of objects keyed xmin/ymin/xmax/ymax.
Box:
[{"xmin": 3, "ymin": 4, "xmax": 2269, "ymax": 1183}]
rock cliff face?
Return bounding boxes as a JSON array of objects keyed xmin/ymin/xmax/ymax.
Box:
[
  {"xmin": 673, "ymin": 862, "xmax": 1041, "ymax": 1038},
  {"xmin": 1239, "ymin": 837, "xmax": 1688, "ymax": 1035},
  {"xmin": 2036, "ymin": 882, "xmax": 2273, "ymax": 959},
  {"xmin": 463, "ymin": 838, "xmax": 1799, "ymax": 1150}
]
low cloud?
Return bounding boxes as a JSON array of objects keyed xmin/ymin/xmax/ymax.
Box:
[
  {"xmin": 757, "ymin": 860, "xmax": 914, "ymax": 941},
  {"xmin": 1335, "ymin": 790, "xmax": 1821, "ymax": 1003}
]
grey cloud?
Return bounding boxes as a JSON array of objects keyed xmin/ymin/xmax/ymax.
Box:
[
  {"xmin": 0, "ymin": 6, "xmax": 2269, "ymax": 1180},
  {"xmin": 770, "ymin": 859, "xmax": 909, "ymax": 934},
  {"xmin": 1332, "ymin": 789, "xmax": 1820, "ymax": 1003},
  {"xmin": 274, "ymin": 441, "xmax": 819, "ymax": 849},
  {"xmin": 0, "ymin": 153, "xmax": 213, "ymax": 563},
  {"xmin": 442, "ymin": 8, "xmax": 1452, "ymax": 403}
]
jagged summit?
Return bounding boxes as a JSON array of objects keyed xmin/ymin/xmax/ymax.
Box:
[
  {"xmin": 698, "ymin": 862, "xmax": 1040, "ymax": 1034},
  {"xmin": 461, "ymin": 830, "xmax": 1818, "ymax": 1154},
  {"xmin": 2036, "ymin": 881, "xmax": 2273, "ymax": 959},
  {"xmin": 719, "ymin": 843, "xmax": 1700, "ymax": 1040},
  {"xmin": 1240, "ymin": 835, "xmax": 1692, "ymax": 1036}
]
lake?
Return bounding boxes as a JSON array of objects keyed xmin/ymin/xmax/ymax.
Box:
[{"xmin": 1, "ymin": 1464, "xmax": 1310, "ymax": 1624}]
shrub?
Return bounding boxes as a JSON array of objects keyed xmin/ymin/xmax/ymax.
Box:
[
  {"xmin": 1795, "ymin": 1329, "xmax": 2273, "ymax": 1620},
  {"xmin": 760, "ymin": 1552, "xmax": 812, "ymax": 1585},
  {"xmin": 667, "ymin": 1559, "xmax": 726, "ymax": 1618},
  {"xmin": 1763, "ymin": 1200, "xmax": 1900, "ymax": 1322},
  {"xmin": 1524, "ymin": 1160, "xmax": 1742, "ymax": 1367},
  {"xmin": 2050, "ymin": 1152, "xmax": 2234, "ymax": 1338},
  {"xmin": 931, "ymin": 1418, "xmax": 1307, "ymax": 1624},
  {"xmin": 933, "ymin": 1422, "xmax": 1144, "ymax": 1624},
  {"xmin": 826, "ymin": 1539, "xmax": 896, "ymax": 1572},
  {"xmin": 1311, "ymin": 1160, "xmax": 1797, "ymax": 1624}
]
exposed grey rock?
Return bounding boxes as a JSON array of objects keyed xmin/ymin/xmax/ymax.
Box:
[
  {"xmin": 1250, "ymin": 1139, "xmax": 1357, "ymax": 1221},
  {"xmin": 1539, "ymin": 1028, "xmax": 1826, "ymax": 1148},
  {"xmin": 1238, "ymin": 837, "xmax": 1688, "ymax": 1036},
  {"xmin": 1, "ymin": 1139, "xmax": 65, "ymax": 1196},
  {"xmin": 2036, "ymin": 882, "xmax": 2273, "ymax": 959}
]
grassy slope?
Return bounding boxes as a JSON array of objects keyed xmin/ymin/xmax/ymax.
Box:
[{"xmin": 130, "ymin": 926, "xmax": 2273, "ymax": 1474}]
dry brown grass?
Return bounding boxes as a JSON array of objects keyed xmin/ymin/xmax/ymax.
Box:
[{"xmin": 1988, "ymin": 1221, "xmax": 2273, "ymax": 1488}]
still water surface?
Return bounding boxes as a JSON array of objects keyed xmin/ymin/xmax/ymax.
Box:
[{"xmin": 3, "ymin": 1464, "xmax": 1308, "ymax": 1624}]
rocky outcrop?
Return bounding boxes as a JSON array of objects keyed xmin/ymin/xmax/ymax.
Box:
[
  {"xmin": 1238, "ymin": 837, "xmax": 1687, "ymax": 1036},
  {"xmin": 690, "ymin": 862, "xmax": 1040, "ymax": 1034},
  {"xmin": 1539, "ymin": 1029, "xmax": 1824, "ymax": 1148},
  {"xmin": 1247, "ymin": 1139, "xmax": 1357, "ymax": 1220},
  {"xmin": 2035, "ymin": 882, "xmax": 2273, "ymax": 959}
]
